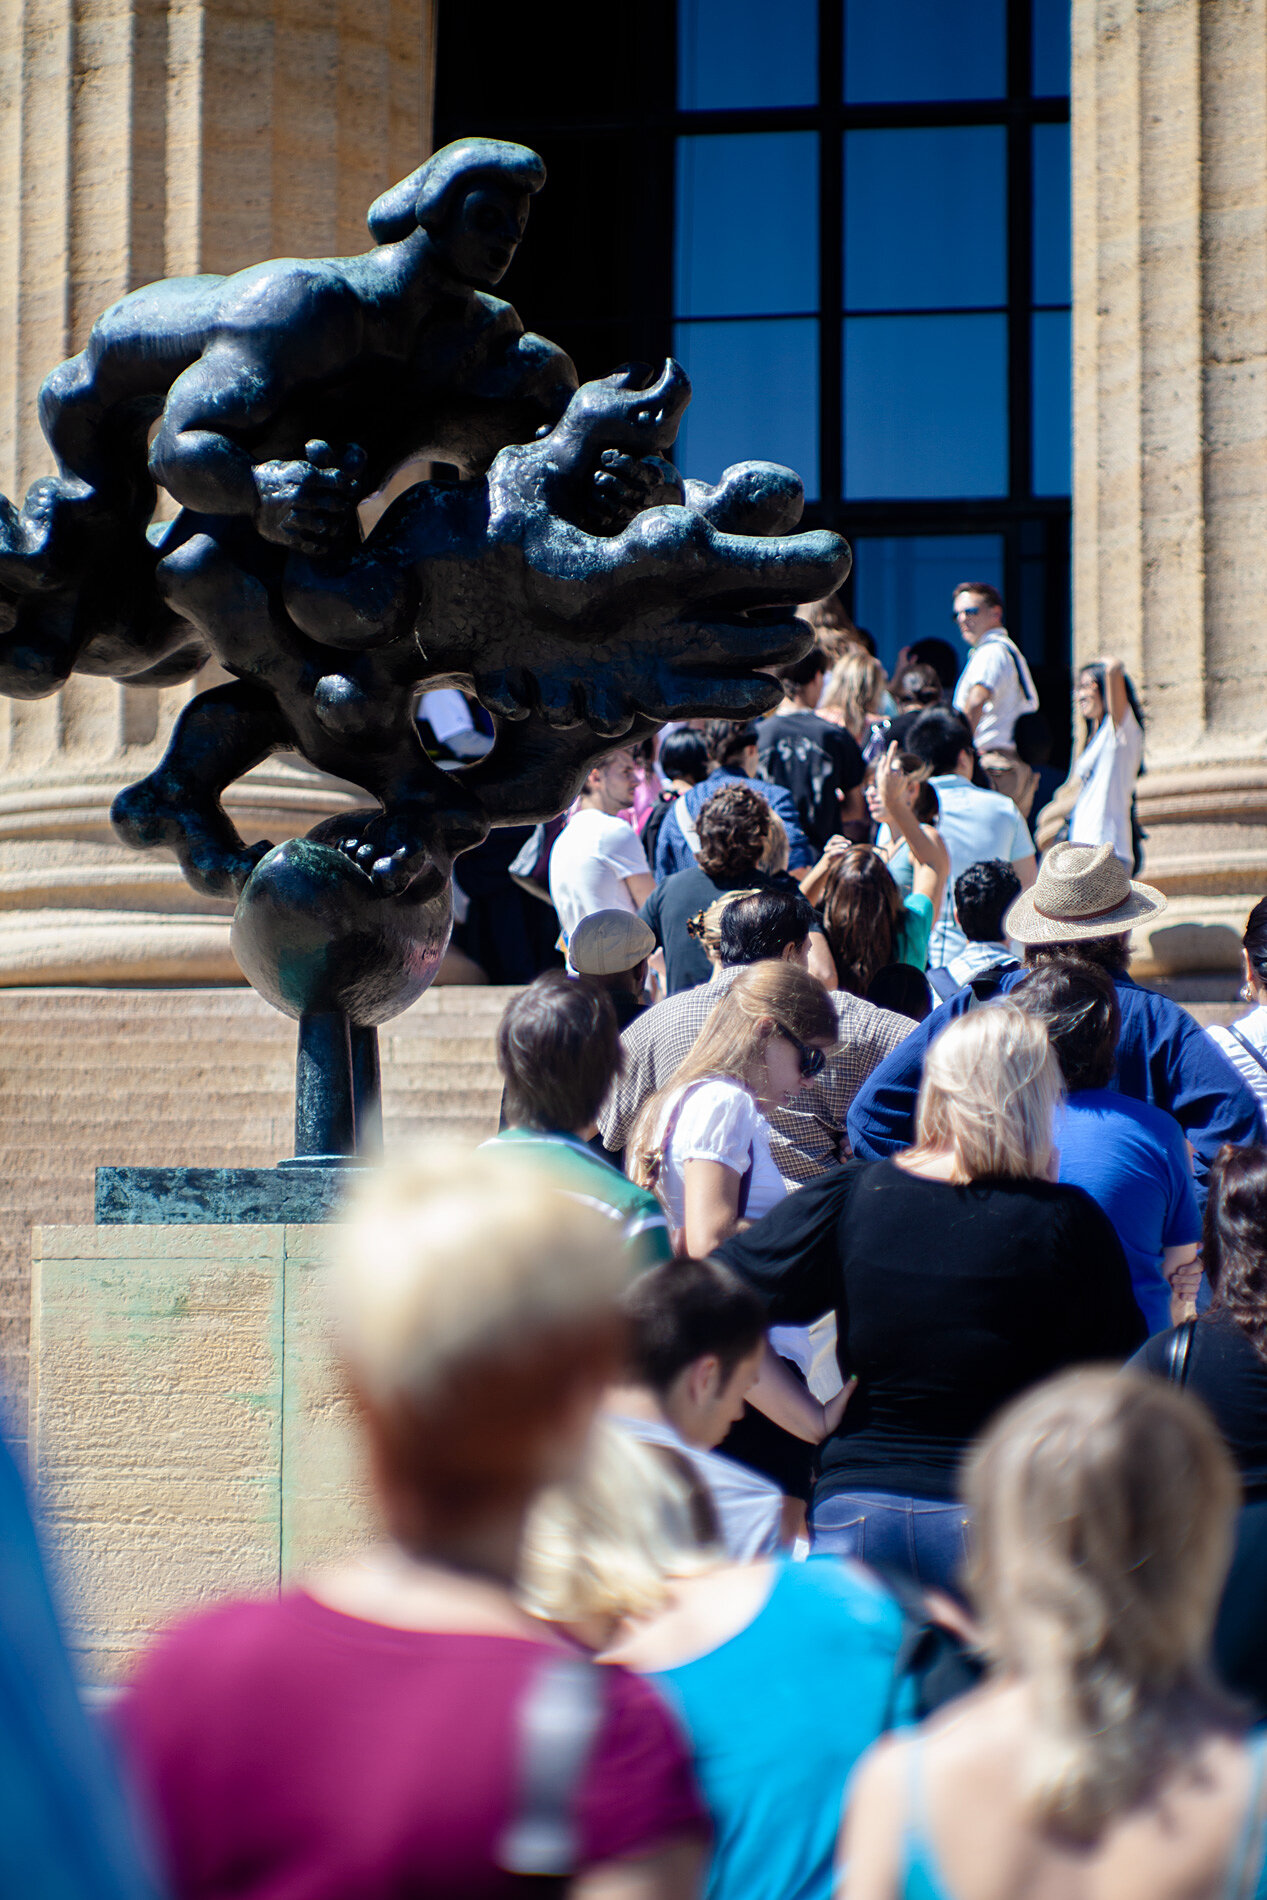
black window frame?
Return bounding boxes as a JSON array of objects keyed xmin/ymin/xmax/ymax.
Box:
[{"xmin": 434, "ymin": 0, "xmax": 1071, "ymax": 727}]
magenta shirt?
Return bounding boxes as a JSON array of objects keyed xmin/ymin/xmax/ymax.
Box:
[{"xmin": 116, "ymin": 1591, "xmax": 706, "ymax": 1898}]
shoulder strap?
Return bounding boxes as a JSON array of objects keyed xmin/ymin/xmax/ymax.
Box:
[
  {"xmin": 497, "ymin": 1654, "xmax": 605, "ymax": 1881},
  {"xmin": 1227, "ymin": 1024, "xmax": 1267, "ymax": 1080},
  {"xmin": 1163, "ymin": 1318, "xmax": 1197, "ymax": 1387},
  {"xmin": 672, "ymin": 791, "xmax": 701, "ymax": 856},
  {"xmin": 1223, "ymin": 1732, "xmax": 1267, "ymax": 1900}
]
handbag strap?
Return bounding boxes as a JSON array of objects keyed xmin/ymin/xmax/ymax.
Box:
[
  {"xmin": 497, "ymin": 1654, "xmax": 605, "ymax": 1881},
  {"xmin": 1227, "ymin": 1023, "xmax": 1267, "ymax": 1080},
  {"xmin": 1163, "ymin": 1317, "xmax": 1197, "ymax": 1387}
]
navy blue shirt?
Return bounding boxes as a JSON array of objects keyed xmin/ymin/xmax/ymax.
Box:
[
  {"xmin": 653, "ymin": 769, "xmax": 814, "ymax": 879},
  {"xmin": 845, "ymin": 968, "xmax": 1263, "ymax": 1205}
]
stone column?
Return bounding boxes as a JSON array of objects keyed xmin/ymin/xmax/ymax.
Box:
[
  {"xmin": 1073, "ymin": 0, "xmax": 1267, "ymax": 979},
  {"xmin": 0, "ymin": 0, "xmax": 433, "ymax": 981}
]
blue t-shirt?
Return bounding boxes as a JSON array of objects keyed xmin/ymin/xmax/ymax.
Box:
[
  {"xmin": 653, "ymin": 769, "xmax": 815, "ymax": 879},
  {"xmin": 923, "ymin": 775, "xmax": 1034, "ymax": 968},
  {"xmin": 1054, "ymin": 1090, "xmax": 1201, "ymax": 1335},
  {"xmin": 846, "ymin": 969, "xmax": 1264, "ymax": 1208},
  {"xmin": 649, "ymin": 1557, "xmax": 913, "ymax": 1900}
]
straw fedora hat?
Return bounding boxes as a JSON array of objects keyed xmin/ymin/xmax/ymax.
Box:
[{"xmin": 1003, "ymin": 841, "xmax": 1167, "ymax": 946}]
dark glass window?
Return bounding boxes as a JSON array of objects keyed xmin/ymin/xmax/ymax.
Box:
[
  {"xmin": 1032, "ymin": 309, "xmax": 1070, "ymax": 495},
  {"xmin": 1033, "ymin": 122, "xmax": 1071, "ymax": 303},
  {"xmin": 675, "ymin": 133, "xmax": 819, "ymax": 315},
  {"xmin": 843, "ymin": 0, "xmax": 1006, "ymax": 102},
  {"xmin": 673, "ymin": 319, "xmax": 819, "ymax": 486},
  {"xmin": 853, "ymin": 533, "xmax": 1006, "ymax": 668},
  {"xmin": 679, "ymin": 0, "xmax": 817, "ymax": 108},
  {"xmin": 1032, "ymin": 0, "xmax": 1073, "ymax": 96},
  {"xmin": 844, "ymin": 315, "xmax": 1008, "ymax": 500},
  {"xmin": 844, "ymin": 127, "xmax": 1007, "ymax": 310}
]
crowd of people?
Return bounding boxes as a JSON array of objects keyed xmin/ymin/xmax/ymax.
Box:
[{"xmin": 12, "ymin": 582, "xmax": 1267, "ymax": 1897}]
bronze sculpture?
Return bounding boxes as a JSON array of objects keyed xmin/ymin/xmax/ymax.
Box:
[{"xmin": 0, "ymin": 137, "xmax": 850, "ymax": 1161}]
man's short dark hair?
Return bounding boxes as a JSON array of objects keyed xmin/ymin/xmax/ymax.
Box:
[
  {"xmin": 907, "ymin": 637, "xmax": 960, "ymax": 693},
  {"xmin": 952, "ymin": 580, "xmax": 1003, "ymax": 611},
  {"xmin": 703, "ymin": 718, "xmax": 759, "ymax": 773},
  {"xmin": 695, "ymin": 783, "xmax": 771, "ymax": 879},
  {"xmin": 622, "ymin": 1257, "xmax": 767, "ymax": 1392},
  {"xmin": 772, "ymin": 645, "xmax": 827, "ymax": 691},
  {"xmin": 1024, "ymin": 934, "xmax": 1132, "ymax": 976},
  {"xmin": 907, "ymin": 707, "xmax": 975, "ymax": 776},
  {"xmin": 1015, "ymin": 957, "xmax": 1121, "ymax": 1093},
  {"xmin": 719, "ymin": 889, "xmax": 815, "ymax": 967},
  {"xmin": 955, "ymin": 859, "xmax": 1022, "ymax": 943},
  {"xmin": 1013, "ymin": 710, "xmax": 1051, "ymax": 767},
  {"xmin": 658, "ymin": 727, "xmax": 709, "ymax": 785},
  {"xmin": 497, "ymin": 972, "xmax": 622, "ymax": 1133}
]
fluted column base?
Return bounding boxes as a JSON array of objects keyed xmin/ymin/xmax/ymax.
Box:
[{"xmin": 1129, "ymin": 758, "xmax": 1266, "ymax": 977}]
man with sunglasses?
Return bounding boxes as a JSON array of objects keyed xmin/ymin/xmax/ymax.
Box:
[{"xmin": 950, "ymin": 581, "xmax": 1039, "ymax": 753}]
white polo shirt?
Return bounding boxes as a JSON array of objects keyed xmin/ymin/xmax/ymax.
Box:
[{"xmin": 953, "ymin": 630, "xmax": 1039, "ymax": 751}]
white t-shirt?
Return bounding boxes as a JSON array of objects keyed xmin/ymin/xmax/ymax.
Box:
[
  {"xmin": 1207, "ymin": 1006, "xmax": 1267, "ymax": 1123},
  {"xmin": 655, "ymin": 1078, "xmax": 789, "ymax": 1232},
  {"xmin": 1068, "ymin": 705, "xmax": 1143, "ymax": 868},
  {"xmin": 612, "ymin": 1413, "xmax": 783, "ymax": 1559},
  {"xmin": 953, "ymin": 631, "xmax": 1039, "ymax": 752},
  {"xmin": 547, "ymin": 807, "xmax": 650, "ymax": 942}
]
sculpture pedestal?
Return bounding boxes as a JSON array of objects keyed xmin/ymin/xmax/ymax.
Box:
[{"xmin": 30, "ymin": 1222, "xmax": 373, "ymax": 1687}]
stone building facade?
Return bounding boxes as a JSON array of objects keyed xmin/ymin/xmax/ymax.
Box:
[{"xmin": 1074, "ymin": 0, "xmax": 1267, "ymax": 979}]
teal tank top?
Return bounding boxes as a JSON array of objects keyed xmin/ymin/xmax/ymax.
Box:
[
  {"xmin": 899, "ymin": 1727, "xmax": 1267, "ymax": 1900},
  {"xmin": 651, "ymin": 1556, "xmax": 914, "ymax": 1900}
]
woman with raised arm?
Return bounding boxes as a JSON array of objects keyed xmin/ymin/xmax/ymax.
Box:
[
  {"xmin": 840, "ymin": 1368, "xmax": 1267, "ymax": 1900},
  {"xmin": 1067, "ymin": 655, "xmax": 1145, "ymax": 869}
]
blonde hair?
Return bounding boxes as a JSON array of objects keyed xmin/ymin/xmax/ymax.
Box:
[
  {"xmin": 628, "ymin": 961, "xmax": 839, "ymax": 1188},
  {"xmin": 760, "ymin": 810, "xmax": 789, "ymax": 874},
  {"xmin": 820, "ymin": 651, "xmax": 886, "ymax": 741},
  {"xmin": 328, "ymin": 1144, "xmax": 626, "ymax": 1527},
  {"xmin": 911, "ymin": 1004, "xmax": 1061, "ymax": 1181},
  {"xmin": 797, "ymin": 593, "xmax": 866, "ymax": 664},
  {"xmin": 967, "ymin": 1369, "xmax": 1241, "ymax": 1842},
  {"xmin": 519, "ymin": 1418, "xmax": 721, "ymax": 1626}
]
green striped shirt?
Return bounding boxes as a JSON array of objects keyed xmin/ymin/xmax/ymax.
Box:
[{"xmin": 481, "ymin": 1129, "xmax": 672, "ymax": 1269}]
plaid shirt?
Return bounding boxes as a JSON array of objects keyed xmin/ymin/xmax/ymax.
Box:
[{"xmin": 598, "ymin": 967, "xmax": 914, "ymax": 1183}]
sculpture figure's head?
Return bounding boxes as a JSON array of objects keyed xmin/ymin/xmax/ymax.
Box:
[{"xmin": 368, "ymin": 137, "xmax": 546, "ymax": 287}]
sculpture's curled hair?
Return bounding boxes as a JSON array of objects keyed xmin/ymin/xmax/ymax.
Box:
[
  {"xmin": 367, "ymin": 138, "xmax": 546, "ymax": 244},
  {"xmin": 966, "ymin": 1368, "xmax": 1241, "ymax": 1843},
  {"xmin": 1204, "ymin": 1143, "xmax": 1267, "ymax": 1365}
]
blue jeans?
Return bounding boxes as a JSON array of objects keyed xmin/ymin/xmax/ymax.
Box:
[{"xmin": 810, "ymin": 1489, "xmax": 973, "ymax": 1596}]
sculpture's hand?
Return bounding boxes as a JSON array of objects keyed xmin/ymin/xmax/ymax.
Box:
[
  {"xmin": 589, "ymin": 451, "xmax": 683, "ymax": 533},
  {"xmin": 253, "ymin": 440, "xmax": 367, "ymax": 553}
]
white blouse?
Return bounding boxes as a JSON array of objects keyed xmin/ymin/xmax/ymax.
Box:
[{"xmin": 655, "ymin": 1077, "xmax": 788, "ymax": 1233}]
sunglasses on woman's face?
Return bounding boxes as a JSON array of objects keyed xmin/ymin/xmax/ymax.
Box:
[{"xmin": 780, "ymin": 1030, "xmax": 827, "ymax": 1079}]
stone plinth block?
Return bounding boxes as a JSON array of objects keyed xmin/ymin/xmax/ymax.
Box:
[{"xmin": 30, "ymin": 1223, "xmax": 374, "ymax": 1687}]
